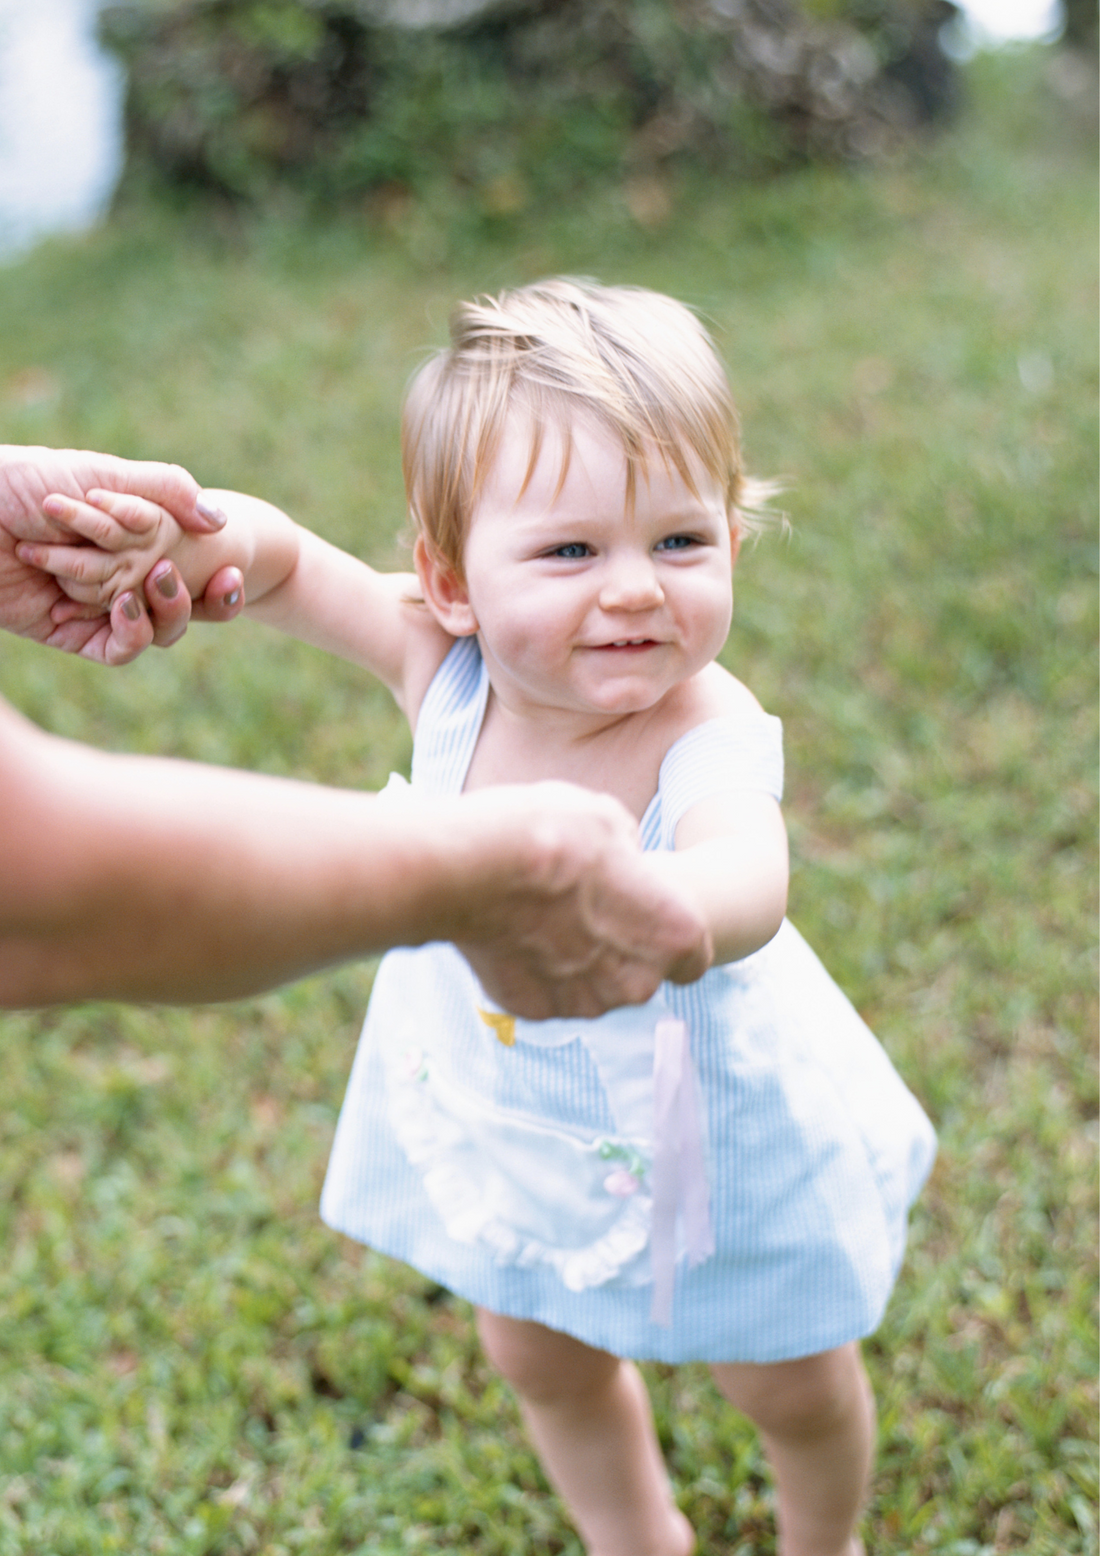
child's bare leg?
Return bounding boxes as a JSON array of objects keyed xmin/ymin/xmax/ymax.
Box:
[
  {"xmin": 476, "ymin": 1309, "xmax": 694, "ymax": 1556},
  {"xmin": 710, "ymin": 1342, "xmax": 874, "ymax": 1556}
]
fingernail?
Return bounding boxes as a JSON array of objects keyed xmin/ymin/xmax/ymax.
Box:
[
  {"xmin": 120, "ymin": 592, "xmax": 142, "ymax": 621},
  {"xmin": 152, "ymin": 564, "xmax": 179, "ymax": 599},
  {"xmin": 223, "ymin": 588, "xmax": 241, "ymax": 608},
  {"xmin": 196, "ymin": 494, "xmax": 227, "ymax": 529}
]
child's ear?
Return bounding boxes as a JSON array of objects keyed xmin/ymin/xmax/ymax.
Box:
[
  {"xmin": 414, "ymin": 535, "xmax": 478, "ymax": 636},
  {"xmin": 728, "ymin": 519, "xmax": 742, "ymax": 569}
]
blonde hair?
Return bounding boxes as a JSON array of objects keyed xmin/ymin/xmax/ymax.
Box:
[{"xmin": 402, "ymin": 277, "xmax": 773, "ymax": 576}]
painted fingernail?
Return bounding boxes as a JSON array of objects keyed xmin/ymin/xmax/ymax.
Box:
[
  {"xmin": 120, "ymin": 592, "xmax": 142, "ymax": 621},
  {"xmin": 153, "ymin": 564, "xmax": 179, "ymax": 599},
  {"xmin": 196, "ymin": 494, "xmax": 227, "ymax": 528}
]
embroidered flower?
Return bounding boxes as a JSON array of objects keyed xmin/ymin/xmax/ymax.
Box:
[
  {"xmin": 603, "ymin": 1168, "xmax": 641, "ymax": 1198},
  {"xmin": 597, "ymin": 1139, "xmax": 648, "ymax": 1182},
  {"xmin": 402, "ymin": 1048, "xmax": 428, "ymax": 1082}
]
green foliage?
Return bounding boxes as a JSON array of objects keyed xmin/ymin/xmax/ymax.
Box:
[
  {"xmin": 100, "ymin": 0, "xmax": 960, "ymax": 211},
  {"xmin": 1063, "ymin": 0, "xmax": 1099, "ymax": 51},
  {"xmin": 0, "ymin": 46, "xmax": 1095, "ymax": 1555}
]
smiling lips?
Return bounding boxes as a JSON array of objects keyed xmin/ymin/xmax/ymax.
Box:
[{"xmin": 593, "ymin": 638, "xmax": 658, "ymax": 650}]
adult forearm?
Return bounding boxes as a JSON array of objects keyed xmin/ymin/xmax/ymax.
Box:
[
  {"xmin": 0, "ymin": 722, "xmax": 463, "ymax": 1006},
  {"xmin": 0, "ymin": 712, "xmax": 711, "ymax": 1013}
]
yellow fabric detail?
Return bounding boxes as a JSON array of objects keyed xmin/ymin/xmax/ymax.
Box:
[{"xmin": 478, "ymin": 1008, "xmax": 516, "ymax": 1047}]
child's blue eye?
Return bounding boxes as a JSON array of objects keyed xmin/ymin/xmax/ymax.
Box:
[
  {"xmin": 656, "ymin": 534, "xmax": 696, "ymax": 552},
  {"xmin": 553, "ymin": 542, "xmax": 589, "ymax": 559}
]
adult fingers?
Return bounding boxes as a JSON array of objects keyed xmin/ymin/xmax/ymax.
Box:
[
  {"xmin": 104, "ymin": 591, "xmax": 156, "ymax": 663},
  {"xmin": 40, "ymin": 601, "xmax": 147, "ymax": 666},
  {"xmin": 89, "ymin": 457, "xmax": 225, "ymax": 535},
  {"xmin": 144, "ymin": 561, "xmax": 194, "ymax": 648},
  {"xmin": 192, "ymin": 566, "xmax": 245, "ymax": 623}
]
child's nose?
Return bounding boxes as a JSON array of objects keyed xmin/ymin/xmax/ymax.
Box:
[{"xmin": 599, "ymin": 552, "xmax": 664, "ymax": 612}]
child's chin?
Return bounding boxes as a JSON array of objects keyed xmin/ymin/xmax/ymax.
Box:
[{"xmin": 585, "ymin": 685, "xmax": 665, "ymax": 715}]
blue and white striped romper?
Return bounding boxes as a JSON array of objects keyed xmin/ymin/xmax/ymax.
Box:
[{"xmin": 320, "ymin": 637, "xmax": 936, "ymax": 1363}]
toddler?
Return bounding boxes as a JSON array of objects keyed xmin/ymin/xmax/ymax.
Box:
[{"xmin": 28, "ymin": 278, "xmax": 935, "ymax": 1556}]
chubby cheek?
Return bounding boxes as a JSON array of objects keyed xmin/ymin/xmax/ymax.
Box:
[
  {"xmin": 690, "ymin": 582, "xmax": 734, "ymax": 661},
  {"xmin": 717, "ymin": 594, "xmax": 735, "ymax": 648},
  {"xmin": 474, "ymin": 601, "xmax": 561, "ymax": 678},
  {"xmin": 485, "ymin": 576, "xmax": 575, "ymax": 646}
]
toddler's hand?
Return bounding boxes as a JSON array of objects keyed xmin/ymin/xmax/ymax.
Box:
[{"xmin": 16, "ymin": 488, "xmax": 184, "ymax": 612}]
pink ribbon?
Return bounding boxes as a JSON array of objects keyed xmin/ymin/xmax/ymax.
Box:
[{"xmin": 649, "ymin": 1017, "xmax": 715, "ymax": 1326}]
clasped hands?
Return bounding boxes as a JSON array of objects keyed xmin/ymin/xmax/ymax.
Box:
[
  {"xmin": 0, "ymin": 446, "xmax": 713, "ymax": 1018},
  {"xmin": 0, "ymin": 445, "xmax": 245, "ymax": 664}
]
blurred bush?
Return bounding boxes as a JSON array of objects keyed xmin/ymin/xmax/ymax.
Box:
[
  {"xmin": 100, "ymin": 0, "xmax": 962, "ymax": 207},
  {"xmin": 1062, "ymin": 0, "xmax": 1098, "ymax": 52}
]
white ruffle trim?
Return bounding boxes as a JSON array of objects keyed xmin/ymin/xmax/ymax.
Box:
[{"xmin": 386, "ymin": 1046, "xmax": 655, "ymax": 1292}]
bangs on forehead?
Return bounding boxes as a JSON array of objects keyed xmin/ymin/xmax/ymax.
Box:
[
  {"xmin": 468, "ymin": 379, "xmax": 721, "ymax": 522},
  {"xmin": 403, "ymin": 277, "xmax": 766, "ymax": 575}
]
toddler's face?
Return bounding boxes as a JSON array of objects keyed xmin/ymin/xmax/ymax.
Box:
[{"xmin": 435, "ymin": 414, "xmax": 736, "ymax": 727}]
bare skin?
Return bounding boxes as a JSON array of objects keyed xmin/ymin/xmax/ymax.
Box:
[
  {"xmin": 0, "ymin": 698, "xmax": 708, "ymax": 1012},
  {"xmin": 18, "ymin": 428, "xmax": 869, "ymax": 1553},
  {"xmin": 0, "ymin": 444, "xmax": 244, "ymax": 659},
  {"xmin": 0, "ymin": 448, "xmax": 711, "ymax": 1014},
  {"xmin": 712, "ymin": 1348, "xmax": 874, "ymax": 1556},
  {"xmin": 478, "ymin": 1313, "xmax": 872, "ymax": 1556},
  {"xmin": 477, "ymin": 1312, "xmax": 695, "ymax": 1556}
]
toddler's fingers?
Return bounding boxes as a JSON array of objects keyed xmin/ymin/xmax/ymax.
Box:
[
  {"xmin": 41, "ymin": 491, "xmax": 135, "ymax": 551},
  {"xmin": 14, "ymin": 539, "xmax": 119, "ymax": 607},
  {"xmin": 85, "ymin": 487, "xmax": 173, "ymax": 539}
]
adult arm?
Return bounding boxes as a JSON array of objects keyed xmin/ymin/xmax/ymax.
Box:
[
  {"xmin": 0, "ymin": 446, "xmax": 243, "ymax": 663},
  {"xmin": 0, "ymin": 701, "xmax": 711, "ymax": 1013}
]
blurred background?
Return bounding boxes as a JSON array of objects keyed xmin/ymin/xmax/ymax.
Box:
[
  {"xmin": 0, "ymin": 4, "xmax": 1096, "ymax": 1555},
  {"xmin": 0, "ymin": 0, "xmax": 1087, "ymax": 263}
]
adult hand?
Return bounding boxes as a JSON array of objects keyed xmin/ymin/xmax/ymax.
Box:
[
  {"xmin": 448, "ymin": 783, "xmax": 713, "ymax": 1018},
  {"xmin": 0, "ymin": 446, "xmax": 243, "ymax": 665}
]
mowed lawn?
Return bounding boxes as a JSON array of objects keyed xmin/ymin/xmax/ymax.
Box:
[{"xmin": 0, "ymin": 47, "xmax": 1095, "ymax": 1556}]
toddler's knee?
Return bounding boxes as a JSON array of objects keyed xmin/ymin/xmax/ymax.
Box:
[
  {"xmin": 476, "ymin": 1308, "xmax": 618, "ymax": 1404},
  {"xmin": 711, "ymin": 1343, "xmax": 869, "ymax": 1441}
]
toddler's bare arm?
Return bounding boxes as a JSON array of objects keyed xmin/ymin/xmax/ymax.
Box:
[{"xmin": 650, "ymin": 789, "xmax": 789, "ymax": 966}]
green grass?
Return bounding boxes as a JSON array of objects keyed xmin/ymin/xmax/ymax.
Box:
[{"xmin": 0, "ymin": 47, "xmax": 1096, "ymax": 1556}]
